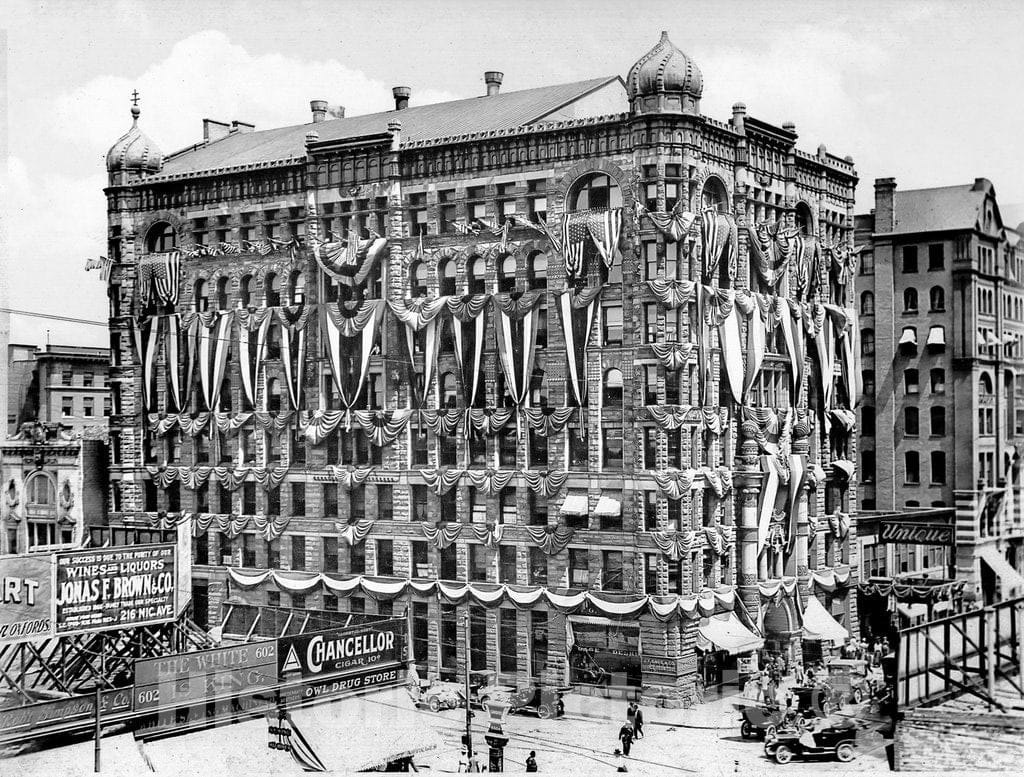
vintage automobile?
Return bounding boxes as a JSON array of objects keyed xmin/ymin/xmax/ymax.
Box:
[
  {"xmin": 763, "ymin": 719, "xmax": 858, "ymax": 764},
  {"xmin": 791, "ymin": 684, "xmax": 839, "ymax": 716},
  {"xmin": 410, "ymin": 679, "xmax": 464, "ymax": 713},
  {"xmin": 737, "ymin": 703, "xmax": 788, "ymax": 739},
  {"xmin": 825, "ymin": 658, "xmax": 880, "ymax": 705},
  {"xmin": 474, "ymin": 681, "xmax": 570, "ymax": 719}
]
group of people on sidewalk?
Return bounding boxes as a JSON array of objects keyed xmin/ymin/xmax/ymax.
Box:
[{"xmin": 616, "ymin": 701, "xmax": 645, "ymax": 757}]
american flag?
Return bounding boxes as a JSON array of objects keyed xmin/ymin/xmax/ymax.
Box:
[
  {"xmin": 344, "ymin": 229, "xmax": 360, "ymax": 265},
  {"xmin": 561, "ymin": 211, "xmax": 592, "ymax": 280},
  {"xmin": 451, "ymin": 221, "xmax": 479, "ymax": 236}
]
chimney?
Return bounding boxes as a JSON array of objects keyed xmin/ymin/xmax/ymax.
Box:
[
  {"xmin": 392, "ymin": 86, "xmax": 411, "ymax": 111},
  {"xmin": 874, "ymin": 177, "xmax": 897, "ymax": 234},
  {"xmin": 485, "ymin": 71, "xmax": 504, "ymax": 97},
  {"xmin": 310, "ymin": 100, "xmax": 328, "ymax": 123},
  {"xmin": 230, "ymin": 120, "xmax": 255, "ymax": 134},
  {"xmin": 730, "ymin": 102, "xmax": 746, "ymax": 133},
  {"xmin": 203, "ymin": 118, "xmax": 231, "ymax": 143},
  {"xmin": 327, "ymin": 104, "xmax": 346, "ymax": 119}
]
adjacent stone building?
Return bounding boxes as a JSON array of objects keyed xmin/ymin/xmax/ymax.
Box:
[
  {"xmin": 856, "ymin": 178, "xmax": 1024, "ymax": 607},
  {"xmin": 7, "ymin": 344, "xmax": 112, "ymax": 436},
  {"xmin": 102, "ymin": 33, "xmax": 860, "ymax": 705}
]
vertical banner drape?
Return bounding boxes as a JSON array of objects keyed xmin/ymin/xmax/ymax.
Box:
[
  {"xmin": 197, "ymin": 311, "xmax": 233, "ymax": 411},
  {"xmin": 134, "ymin": 316, "xmax": 162, "ymax": 412},
  {"xmin": 492, "ymin": 291, "xmax": 545, "ymax": 406},
  {"xmin": 164, "ymin": 314, "xmax": 195, "ymax": 413},
  {"xmin": 447, "ymin": 295, "xmax": 490, "ymax": 407},
  {"xmin": 787, "ymin": 453, "xmax": 807, "ymax": 552},
  {"xmin": 389, "ymin": 298, "xmax": 449, "ymax": 409},
  {"xmin": 554, "ymin": 287, "xmax": 602, "ymax": 407},
  {"xmin": 321, "ymin": 300, "xmax": 386, "ymax": 409},
  {"xmin": 237, "ymin": 308, "xmax": 272, "ymax": 410},
  {"xmin": 278, "ymin": 304, "xmax": 314, "ymax": 411},
  {"xmin": 758, "ymin": 455, "xmax": 781, "ymax": 551}
]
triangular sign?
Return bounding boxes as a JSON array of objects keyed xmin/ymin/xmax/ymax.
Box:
[{"xmin": 281, "ymin": 645, "xmax": 302, "ymax": 674}]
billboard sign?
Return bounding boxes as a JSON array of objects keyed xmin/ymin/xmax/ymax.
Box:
[
  {"xmin": 54, "ymin": 544, "xmax": 177, "ymax": 635},
  {"xmin": 879, "ymin": 521, "xmax": 955, "ymax": 546},
  {"xmin": 277, "ymin": 619, "xmax": 404, "ymax": 679},
  {"xmin": 0, "ymin": 689, "xmax": 132, "ymax": 744},
  {"xmin": 133, "ymin": 640, "xmax": 279, "ymax": 712},
  {"xmin": 0, "ymin": 554, "xmax": 53, "ymax": 645}
]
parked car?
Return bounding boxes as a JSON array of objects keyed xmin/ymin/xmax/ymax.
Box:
[
  {"xmin": 763, "ymin": 720, "xmax": 858, "ymax": 765},
  {"xmin": 409, "ymin": 679, "xmax": 464, "ymax": 712}
]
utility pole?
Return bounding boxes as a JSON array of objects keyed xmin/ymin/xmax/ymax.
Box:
[{"xmin": 462, "ymin": 612, "xmax": 475, "ymax": 771}]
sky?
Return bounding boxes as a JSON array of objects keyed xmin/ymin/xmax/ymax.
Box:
[{"xmin": 2, "ymin": 0, "xmax": 1024, "ymax": 349}]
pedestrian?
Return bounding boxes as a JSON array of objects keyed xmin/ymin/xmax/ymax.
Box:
[
  {"xmin": 618, "ymin": 720, "xmax": 634, "ymax": 756},
  {"xmin": 626, "ymin": 701, "xmax": 637, "ymax": 735},
  {"xmin": 525, "ymin": 751, "xmax": 538, "ymax": 772},
  {"xmin": 793, "ymin": 662, "xmax": 805, "ymax": 686},
  {"xmin": 634, "ymin": 705, "xmax": 644, "ymax": 739}
]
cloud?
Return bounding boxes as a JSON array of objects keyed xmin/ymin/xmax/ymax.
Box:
[{"xmin": 6, "ymin": 29, "xmax": 460, "ymax": 346}]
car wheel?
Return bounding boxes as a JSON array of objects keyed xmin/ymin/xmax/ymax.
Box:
[
  {"xmin": 538, "ymin": 704, "xmax": 554, "ymax": 719},
  {"xmin": 835, "ymin": 743, "xmax": 856, "ymax": 763},
  {"xmin": 741, "ymin": 721, "xmax": 754, "ymax": 739},
  {"xmin": 774, "ymin": 745, "xmax": 794, "ymax": 765},
  {"xmin": 478, "ymin": 694, "xmax": 490, "ymax": 708},
  {"xmin": 428, "ymin": 697, "xmax": 441, "ymax": 713},
  {"xmin": 853, "ymin": 688, "xmax": 864, "ymax": 705}
]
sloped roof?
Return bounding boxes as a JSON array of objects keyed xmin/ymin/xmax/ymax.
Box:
[
  {"xmin": 156, "ymin": 76, "xmax": 622, "ymax": 180},
  {"xmin": 891, "ymin": 183, "xmax": 988, "ymax": 235}
]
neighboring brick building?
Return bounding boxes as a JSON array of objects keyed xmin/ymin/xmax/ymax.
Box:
[
  {"xmin": 8, "ymin": 344, "xmax": 112, "ymax": 436},
  {"xmin": 856, "ymin": 178, "xmax": 1024, "ymax": 608},
  {"xmin": 102, "ymin": 33, "xmax": 859, "ymax": 706}
]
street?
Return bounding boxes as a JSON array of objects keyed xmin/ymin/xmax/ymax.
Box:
[{"xmin": 360, "ymin": 686, "xmax": 892, "ymax": 774}]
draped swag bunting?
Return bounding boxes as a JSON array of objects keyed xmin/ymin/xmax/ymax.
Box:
[
  {"xmin": 471, "ymin": 524, "xmax": 504, "ymax": 549},
  {"xmin": 636, "ymin": 201, "xmax": 696, "ymax": 242},
  {"xmin": 321, "ymin": 299, "xmax": 386, "ymax": 410},
  {"xmin": 389, "ymin": 298, "xmax": 447, "ymax": 407},
  {"xmin": 421, "ymin": 522, "xmax": 463, "ymax": 549},
  {"xmin": 236, "ymin": 308, "xmax": 272, "ymax": 409},
  {"xmin": 652, "ymin": 467, "xmax": 733, "ymax": 499},
  {"xmin": 225, "ymin": 567, "xmax": 744, "ymax": 622},
  {"xmin": 464, "ymin": 469, "xmax": 516, "ymax": 494},
  {"xmin": 301, "ymin": 410, "xmax": 345, "ymax": 444},
  {"xmin": 651, "ymin": 531, "xmax": 696, "ymax": 560},
  {"xmin": 355, "ymin": 410, "xmax": 413, "ymax": 447},
  {"xmin": 419, "ymin": 468, "xmax": 465, "ymax": 495},
  {"xmin": 745, "ymin": 222, "xmax": 792, "ymax": 289},
  {"xmin": 554, "ymin": 287, "xmax": 602, "ymax": 406},
  {"xmin": 704, "ymin": 526, "xmax": 733, "ymax": 556},
  {"xmin": 465, "ymin": 409, "xmax": 515, "ymax": 437},
  {"xmin": 335, "ymin": 519, "xmax": 375, "ymax": 546},
  {"xmin": 645, "ymin": 406, "xmax": 727, "ymax": 435},
  {"xmin": 646, "ymin": 279, "xmax": 697, "ymax": 308},
  {"xmin": 418, "ymin": 410, "xmax": 463, "ymax": 436},
  {"xmin": 492, "ymin": 291, "xmax": 545, "ymax": 406},
  {"xmin": 447, "ymin": 295, "xmax": 490, "ymax": 407},
  {"xmin": 311, "ymin": 234, "xmax": 388, "ymax": 287},
  {"xmin": 146, "ymin": 466, "xmax": 291, "ymax": 492},
  {"xmin": 521, "ymin": 469, "xmax": 569, "ymax": 497},
  {"xmin": 651, "ymin": 343, "xmax": 695, "ymax": 371},
  {"xmin": 524, "ymin": 525, "xmax": 575, "ymax": 556},
  {"xmin": 328, "ymin": 465, "xmax": 374, "ymax": 489},
  {"xmin": 522, "ymin": 407, "xmax": 575, "ymax": 437}
]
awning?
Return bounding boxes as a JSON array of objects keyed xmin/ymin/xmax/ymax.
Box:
[
  {"xmin": 978, "ymin": 545, "xmax": 1024, "ymax": 594},
  {"xmin": 560, "ymin": 494, "xmax": 589, "ymax": 516},
  {"xmin": 801, "ymin": 596, "xmax": 850, "ymax": 644},
  {"xmin": 897, "ymin": 603, "xmax": 928, "ymax": 620},
  {"xmin": 288, "ymin": 699, "xmax": 443, "ymax": 771},
  {"xmin": 899, "ymin": 327, "xmax": 917, "ymax": 346},
  {"xmin": 926, "ymin": 325, "xmax": 946, "ymax": 347},
  {"xmin": 696, "ymin": 611, "xmax": 764, "ymax": 655},
  {"xmin": 831, "ymin": 459, "xmax": 857, "ymax": 481},
  {"xmin": 594, "ymin": 496, "xmax": 622, "ymax": 517}
]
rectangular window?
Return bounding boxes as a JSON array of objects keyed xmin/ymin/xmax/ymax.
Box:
[
  {"xmin": 530, "ymin": 611, "xmax": 548, "ymax": 678},
  {"xmin": 568, "ymin": 426, "xmax": 588, "ymax": 470},
  {"xmin": 439, "ymin": 544, "xmax": 458, "ymax": 580},
  {"xmin": 407, "ymin": 191, "xmax": 428, "ymax": 236},
  {"xmin": 61, "ymin": 370, "xmax": 73, "ymax": 386},
  {"xmin": 498, "ymin": 427, "xmax": 517, "ymax": 467},
  {"xmin": 350, "ymin": 542, "xmax": 366, "ymax": 575},
  {"xmin": 644, "ymin": 242, "xmax": 658, "ymax": 280},
  {"xmin": 267, "ymin": 539, "xmax": 280, "ymax": 568},
  {"xmin": 83, "ymin": 397, "xmax": 95, "ymax": 417},
  {"xmin": 602, "ymin": 550, "xmax": 624, "ymax": 591},
  {"xmin": 62, "ymin": 397, "xmax": 74, "ymax": 417},
  {"xmin": 931, "ymin": 451, "xmax": 947, "ymax": 484},
  {"xmin": 377, "ymin": 484, "xmax": 393, "ymax": 521},
  {"xmin": 411, "ymin": 484, "xmax": 428, "ymax": 522},
  {"xmin": 499, "ymin": 609, "xmax": 518, "ymax": 673},
  {"xmin": 603, "ymin": 427, "xmax": 623, "ymax": 470},
  {"xmin": 928, "ymin": 243, "xmax": 944, "ymax": 270},
  {"xmin": 193, "ymin": 536, "xmax": 209, "ymax": 566},
  {"xmin": 644, "ymin": 302, "xmax": 658, "ymax": 343},
  {"xmin": 645, "ymin": 553, "xmax": 659, "ymax": 594},
  {"xmin": 499, "ymin": 487, "xmax": 517, "ymax": 525},
  {"xmin": 603, "ymin": 304, "xmax": 623, "ymax": 346},
  {"xmin": 242, "ymin": 482, "xmax": 256, "ymax": 515},
  {"xmin": 469, "ymin": 544, "xmax": 489, "ymax": 582},
  {"xmin": 439, "ymin": 189, "xmax": 457, "ymax": 233},
  {"xmin": 411, "ymin": 541, "xmax": 430, "ymax": 578},
  {"xmin": 499, "ymin": 545, "xmax": 517, "ymax": 584},
  {"xmin": 902, "ymin": 245, "xmax": 918, "ymax": 273},
  {"xmin": 529, "ymin": 547, "xmax": 547, "ymax": 585},
  {"xmin": 527, "ymin": 178, "xmax": 547, "ymax": 222},
  {"xmin": 529, "ymin": 429, "xmax": 548, "ymax": 467},
  {"xmin": 291, "ymin": 483, "xmax": 305, "ymax": 515},
  {"xmin": 469, "ymin": 606, "xmax": 488, "ymax": 671},
  {"xmin": 644, "ymin": 428, "xmax": 658, "ymax": 469},
  {"xmin": 323, "ymin": 536, "xmax": 339, "ymax": 573},
  {"xmin": 411, "ymin": 429, "xmax": 429, "ymax": 466},
  {"xmin": 643, "ymin": 364, "xmax": 658, "ymax": 405},
  {"xmin": 376, "ymin": 539, "xmax": 394, "ymax": 575},
  {"xmin": 291, "ymin": 535, "xmax": 306, "ymax": 571},
  {"xmin": 569, "ymin": 548, "xmax": 589, "ymax": 588},
  {"xmin": 242, "ymin": 534, "xmax": 256, "ymax": 568},
  {"xmin": 905, "ymin": 452, "xmax": 920, "ymax": 484},
  {"xmin": 322, "ymin": 484, "xmax": 339, "ymax": 518},
  {"xmin": 526, "ymin": 491, "xmax": 548, "ymax": 526}
]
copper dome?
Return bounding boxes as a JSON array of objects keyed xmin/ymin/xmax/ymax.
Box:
[
  {"xmin": 626, "ymin": 31, "xmax": 703, "ymax": 101},
  {"xmin": 106, "ymin": 104, "xmax": 163, "ymax": 174}
]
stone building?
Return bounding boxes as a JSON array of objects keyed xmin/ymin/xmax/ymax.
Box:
[
  {"xmin": 7, "ymin": 344, "xmax": 112, "ymax": 436},
  {"xmin": 102, "ymin": 33, "xmax": 859, "ymax": 706},
  {"xmin": 856, "ymin": 178, "xmax": 1024, "ymax": 608}
]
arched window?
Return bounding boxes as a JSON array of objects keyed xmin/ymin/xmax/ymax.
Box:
[
  {"xmin": 193, "ymin": 279, "xmax": 208, "ymax": 312},
  {"xmin": 26, "ymin": 473, "xmax": 55, "ymax": 507},
  {"xmin": 795, "ymin": 202, "xmax": 814, "ymax": 235},
  {"xmin": 216, "ymin": 277, "xmax": 230, "ymax": 310},
  {"xmin": 979, "ymin": 372, "xmax": 994, "ymax": 395},
  {"xmin": 701, "ymin": 177, "xmax": 729, "ymax": 212},
  {"xmin": 267, "ymin": 377, "xmax": 282, "ymax": 412},
  {"xmin": 930, "ymin": 406, "xmax": 946, "ymax": 436},
  {"xmin": 498, "ymin": 254, "xmax": 517, "ymax": 293},
  {"xmin": 528, "ymin": 251, "xmax": 548, "ymax": 290},
  {"xmin": 146, "ymin": 221, "xmax": 177, "ymax": 253},
  {"xmin": 860, "ymin": 291, "xmax": 874, "ymax": 316},
  {"xmin": 903, "ymin": 288, "xmax": 918, "ymax": 312},
  {"xmin": 289, "ymin": 271, "xmax": 305, "ymax": 305},
  {"xmin": 265, "ymin": 273, "xmax": 281, "ymax": 307},
  {"xmin": 861, "ymin": 328, "xmax": 875, "ymax": 355},
  {"xmin": 569, "ymin": 173, "xmax": 622, "ymax": 211},
  {"xmin": 467, "ymin": 255, "xmax": 486, "ymax": 294},
  {"xmin": 603, "ymin": 368, "xmax": 624, "ymax": 406},
  {"xmin": 439, "ymin": 259, "xmax": 456, "ymax": 296},
  {"xmin": 266, "ymin": 324, "xmax": 281, "ymax": 360},
  {"xmin": 929, "ymin": 286, "xmax": 945, "ymax": 311},
  {"xmin": 440, "ymin": 372, "xmax": 458, "ymax": 409},
  {"xmin": 409, "ymin": 261, "xmax": 428, "ymax": 297},
  {"xmin": 240, "ymin": 275, "xmax": 255, "ymax": 307},
  {"xmin": 904, "ymin": 407, "xmax": 919, "ymax": 436}
]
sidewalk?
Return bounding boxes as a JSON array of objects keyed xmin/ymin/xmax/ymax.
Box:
[{"xmin": 561, "ymin": 685, "xmax": 746, "ymax": 730}]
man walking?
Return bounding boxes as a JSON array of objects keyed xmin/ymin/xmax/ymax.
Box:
[
  {"xmin": 618, "ymin": 719, "xmax": 634, "ymax": 756},
  {"xmin": 525, "ymin": 751, "xmax": 538, "ymax": 772},
  {"xmin": 633, "ymin": 705, "xmax": 644, "ymax": 739}
]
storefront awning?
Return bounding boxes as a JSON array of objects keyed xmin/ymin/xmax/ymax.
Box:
[
  {"xmin": 560, "ymin": 494, "xmax": 589, "ymax": 516},
  {"xmin": 926, "ymin": 325, "xmax": 946, "ymax": 347},
  {"xmin": 594, "ymin": 496, "xmax": 622, "ymax": 517},
  {"xmin": 696, "ymin": 611, "xmax": 764, "ymax": 655},
  {"xmin": 801, "ymin": 596, "xmax": 850, "ymax": 644},
  {"xmin": 288, "ymin": 700, "xmax": 443, "ymax": 771},
  {"xmin": 978, "ymin": 545, "xmax": 1024, "ymax": 594},
  {"xmin": 899, "ymin": 327, "xmax": 917, "ymax": 346},
  {"xmin": 897, "ymin": 603, "xmax": 928, "ymax": 620}
]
